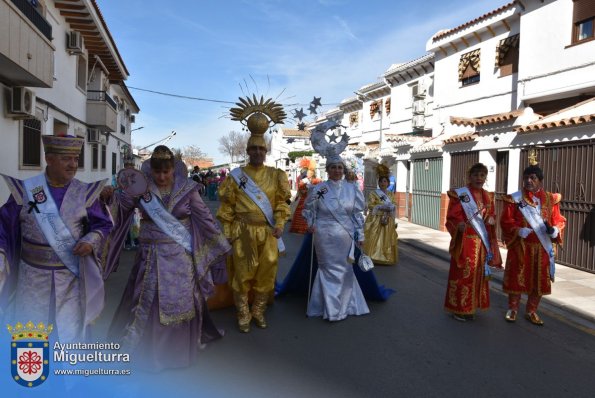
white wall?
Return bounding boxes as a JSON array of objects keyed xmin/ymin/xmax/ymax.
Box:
[
  {"xmin": 430, "ymin": 17, "xmax": 520, "ymax": 134},
  {"xmin": 519, "ymin": 0, "xmax": 595, "ymax": 102},
  {"xmin": 478, "ymin": 150, "xmax": 497, "ymax": 192}
]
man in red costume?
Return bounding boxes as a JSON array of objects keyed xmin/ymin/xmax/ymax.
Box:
[{"xmin": 501, "ymin": 165, "xmax": 566, "ymax": 326}]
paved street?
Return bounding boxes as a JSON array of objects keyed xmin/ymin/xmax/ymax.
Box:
[{"xmin": 90, "ymin": 198, "xmax": 595, "ymax": 398}]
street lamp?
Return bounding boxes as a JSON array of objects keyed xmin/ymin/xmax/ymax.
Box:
[{"xmin": 131, "ymin": 126, "xmax": 144, "ymax": 132}]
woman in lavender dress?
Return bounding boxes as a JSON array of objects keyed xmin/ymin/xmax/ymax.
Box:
[{"xmin": 106, "ymin": 146, "xmax": 231, "ymax": 371}]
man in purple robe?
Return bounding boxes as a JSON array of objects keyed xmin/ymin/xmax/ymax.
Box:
[{"xmin": 0, "ymin": 135, "xmax": 112, "ymax": 342}]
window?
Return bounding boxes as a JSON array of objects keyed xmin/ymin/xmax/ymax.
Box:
[
  {"xmin": 573, "ymin": 0, "xmax": 595, "ymax": 43},
  {"xmin": 111, "ymin": 152, "xmax": 117, "ymax": 175},
  {"xmin": 78, "ymin": 144, "xmax": 85, "ymax": 169},
  {"xmin": 101, "ymin": 145, "xmax": 106, "ymax": 170},
  {"xmin": 459, "ymin": 49, "xmax": 481, "ymax": 86},
  {"xmin": 76, "ymin": 55, "xmax": 87, "ymax": 91},
  {"xmin": 496, "ymin": 34, "xmax": 519, "ymax": 77},
  {"xmin": 22, "ymin": 119, "xmax": 42, "ymax": 167},
  {"xmin": 385, "ymin": 97, "xmax": 391, "ymax": 115},
  {"xmin": 91, "ymin": 143, "xmax": 98, "ymax": 170},
  {"xmin": 349, "ymin": 112, "xmax": 359, "ymax": 127},
  {"xmin": 369, "ymin": 101, "xmax": 380, "ymax": 118}
]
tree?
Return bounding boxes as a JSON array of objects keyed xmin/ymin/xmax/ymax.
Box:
[
  {"xmin": 219, "ymin": 130, "xmax": 274, "ymax": 162},
  {"xmin": 171, "ymin": 147, "xmax": 183, "ymax": 161},
  {"xmin": 183, "ymin": 145, "xmax": 207, "ymax": 163},
  {"xmin": 219, "ymin": 130, "xmax": 248, "ymax": 162}
]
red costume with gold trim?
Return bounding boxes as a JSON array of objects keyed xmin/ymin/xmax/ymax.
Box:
[
  {"xmin": 289, "ymin": 177, "xmax": 321, "ymax": 234},
  {"xmin": 444, "ymin": 187, "xmax": 502, "ymax": 315},
  {"xmin": 501, "ymin": 189, "xmax": 565, "ymax": 297}
]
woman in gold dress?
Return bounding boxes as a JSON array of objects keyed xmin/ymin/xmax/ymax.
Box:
[{"xmin": 363, "ymin": 164, "xmax": 398, "ymax": 265}]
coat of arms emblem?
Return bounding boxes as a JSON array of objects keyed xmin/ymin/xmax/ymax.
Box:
[
  {"xmin": 7, "ymin": 321, "xmax": 53, "ymax": 388},
  {"xmin": 31, "ymin": 186, "xmax": 47, "ymax": 204}
]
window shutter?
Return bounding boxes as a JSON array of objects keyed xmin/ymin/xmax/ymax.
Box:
[
  {"xmin": 573, "ymin": 0, "xmax": 595, "ymax": 23},
  {"xmin": 459, "ymin": 49, "xmax": 480, "ymax": 80}
]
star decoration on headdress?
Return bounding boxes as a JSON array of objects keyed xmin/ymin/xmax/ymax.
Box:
[
  {"xmin": 327, "ymin": 132, "xmax": 339, "ymax": 143},
  {"xmin": 297, "ymin": 122, "xmax": 307, "ymax": 131},
  {"xmin": 310, "ymin": 96, "xmax": 322, "ymax": 108},
  {"xmin": 286, "ymin": 138, "xmax": 296, "ymax": 143},
  {"xmin": 308, "ymin": 104, "xmax": 318, "ymax": 115},
  {"xmin": 293, "ymin": 108, "xmax": 307, "ymax": 121}
]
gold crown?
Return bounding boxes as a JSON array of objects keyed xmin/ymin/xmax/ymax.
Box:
[
  {"xmin": 7, "ymin": 321, "xmax": 53, "ymax": 341},
  {"xmin": 151, "ymin": 149, "xmax": 173, "ymax": 160}
]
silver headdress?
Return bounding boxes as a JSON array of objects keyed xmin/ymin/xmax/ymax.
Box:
[{"xmin": 310, "ymin": 121, "xmax": 349, "ymax": 166}]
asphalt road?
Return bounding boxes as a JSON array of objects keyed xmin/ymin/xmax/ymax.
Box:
[{"xmin": 95, "ymin": 199, "xmax": 595, "ymax": 398}]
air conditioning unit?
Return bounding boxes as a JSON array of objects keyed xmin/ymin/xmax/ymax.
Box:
[
  {"xmin": 413, "ymin": 100, "xmax": 426, "ymax": 114},
  {"xmin": 6, "ymin": 87, "xmax": 36, "ymax": 118},
  {"xmin": 67, "ymin": 31, "xmax": 83, "ymax": 54},
  {"xmin": 87, "ymin": 129, "xmax": 100, "ymax": 143},
  {"xmin": 412, "ymin": 115, "xmax": 425, "ymax": 129},
  {"xmin": 130, "ymin": 115, "xmax": 136, "ymax": 123}
]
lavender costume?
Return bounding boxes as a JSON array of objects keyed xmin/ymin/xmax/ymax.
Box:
[
  {"xmin": 106, "ymin": 160, "xmax": 231, "ymax": 371},
  {"xmin": 0, "ymin": 174, "xmax": 111, "ymax": 342}
]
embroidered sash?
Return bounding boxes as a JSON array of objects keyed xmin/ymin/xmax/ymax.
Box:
[
  {"xmin": 22, "ymin": 174, "xmax": 80, "ymax": 276},
  {"xmin": 373, "ymin": 189, "xmax": 395, "ymax": 216},
  {"xmin": 313, "ymin": 181, "xmax": 357, "ymax": 262},
  {"xmin": 375, "ymin": 189, "xmax": 389, "ymax": 202},
  {"xmin": 139, "ymin": 191, "xmax": 192, "ymax": 252},
  {"xmin": 510, "ymin": 191, "xmax": 556, "ymax": 278},
  {"xmin": 230, "ymin": 168, "xmax": 285, "ymax": 252},
  {"xmin": 455, "ymin": 187, "xmax": 492, "ymax": 277}
]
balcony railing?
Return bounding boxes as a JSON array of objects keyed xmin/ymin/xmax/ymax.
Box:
[
  {"xmin": 10, "ymin": 0, "xmax": 52, "ymax": 40},
  {"xmin": 87, "ymin": 90, "xmax": 117, "ymax": 110}
]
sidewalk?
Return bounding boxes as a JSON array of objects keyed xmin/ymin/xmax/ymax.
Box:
[{"xmin": 397, "ymin": 218, "xmax": 595, "ymax": 327}]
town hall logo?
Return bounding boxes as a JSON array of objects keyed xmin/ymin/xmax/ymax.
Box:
[{"xmin": 7, "ymin": 321, "xmax": 53, "ymax": 388}]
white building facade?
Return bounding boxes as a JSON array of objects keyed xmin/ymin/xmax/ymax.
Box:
[{"xmin": 0, "ymin": 0, "xmax": 139, "ymax": 202}]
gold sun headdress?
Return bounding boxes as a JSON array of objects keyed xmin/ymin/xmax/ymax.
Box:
[
  {"xmin": 376, "ymin": 163, "xmax": 391, "ymax": 179},
  {"xmin": 230, "ymin": 94, "xmax": 286, "ymax": 148}
]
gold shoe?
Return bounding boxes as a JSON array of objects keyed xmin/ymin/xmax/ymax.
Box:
[
  {"xmin": 233, "ymin": 292, "xmax": 252, "ymax": 333},
  {"xmin": 525, "ymin": 312, "xmax": 544, "ymax": 326},
  {"xmin": 505, "ymin": 310, "xmax": 517, "ymax": 322},
  {"xmin": 251, "ymin": 292, "xmax": 268, "ymax": 329}
]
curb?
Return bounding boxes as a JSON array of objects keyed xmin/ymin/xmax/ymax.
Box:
[{"xmin": 400, "ymin": 238, "xmax": 595, "ymax": 329}]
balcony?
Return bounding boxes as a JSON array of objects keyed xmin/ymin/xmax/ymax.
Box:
[
  {"xmin": 0, "ymin": 0, "xmax": 54, "ymax": 87},
  {"xmin": 87, "ymin": 90, "xmax": 117, "ymax": 132}
]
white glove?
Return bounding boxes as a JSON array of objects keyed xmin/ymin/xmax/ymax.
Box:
[
  {"xmin": 549, "ymin": 227, "xmax": 559, "ymax": 239},
  {"xmin": 518, "ymin": 228, "xmax": 533, "ymax": 239}
]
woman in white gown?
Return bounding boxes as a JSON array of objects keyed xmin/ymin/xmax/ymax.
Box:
[{"xmin": 302, "ymin": 160, "xmax": 370, "ymax": 321}]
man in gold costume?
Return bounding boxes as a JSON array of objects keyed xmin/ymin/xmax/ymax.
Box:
[{"xmin": 217, "ymin": 96, "xmax": 291, "ymax": 332}]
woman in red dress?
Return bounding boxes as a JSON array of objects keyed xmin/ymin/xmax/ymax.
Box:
[
  {"xmin": 444, "ymin": 163, "xmax": 502, "ymax": 321},
  {"xmin": 289, "ymin": 159, "xmax": 320, "ymax": 234}
]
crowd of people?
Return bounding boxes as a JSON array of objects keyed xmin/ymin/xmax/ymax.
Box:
[{"xmin": 0, "ymin": 115, "xmax": 564, "ymax": 373}]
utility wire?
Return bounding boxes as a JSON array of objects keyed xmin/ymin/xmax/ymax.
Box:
[{"xmin": 127, "ymin": 85, "xmax": 339, "ymax": 107}]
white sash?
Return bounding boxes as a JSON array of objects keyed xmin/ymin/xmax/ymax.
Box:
[
  {"xmin": 375, "ymin": 189, "xmax": 389, "ymax": 202},
  {"xmin": 23, "ymin": 174, "xmax": 79, "ymax": 276},
  {"xmin": 455, "ymin": 187, "xmax": 492, "ymax": 276},
  {"xmin": 510, "ymin": 191, "xmax": 556, "ymax": 278},
  {"xmin": 139, "ymin": 192, "xmax": 192, "ymax": 252},
  {"xmin": 314, "ymin": 181, "xmax": 357, "ymax": 262},
  {"xmin": 230, "ymin": 168, "xmax": 285, "ymax": 252}
]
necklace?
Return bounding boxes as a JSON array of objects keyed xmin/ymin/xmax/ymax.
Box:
[{"xmin": 158, "ymin": 185, "xmax": 172, "ymax": 196}]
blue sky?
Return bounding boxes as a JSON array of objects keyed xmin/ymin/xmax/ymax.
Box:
[{"xmin": 99, "ymin": 0, "xmax": 508, "ymax": 164}]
